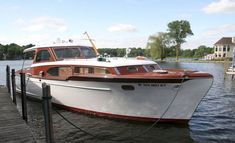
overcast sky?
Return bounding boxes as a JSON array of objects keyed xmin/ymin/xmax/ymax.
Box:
[{"xmin": 1, "ymin": 0, "xmax": 235, "ymax": 49}]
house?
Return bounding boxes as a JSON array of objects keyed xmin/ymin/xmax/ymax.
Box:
[{"xmin": 214, "ymin": 37, "xmax": 235, "ymax": 58}]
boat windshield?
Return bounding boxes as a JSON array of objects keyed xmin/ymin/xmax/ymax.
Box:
[{"xmin": 54, "ymin": 46, "xmax": 96, "ymax": 60}]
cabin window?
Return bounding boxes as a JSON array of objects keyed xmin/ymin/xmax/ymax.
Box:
[
  {"xmin": 47, "ymin": 67, "xmax": 72, "ymax": 77},
  {"xmin": 74, "ymin": 67, "xmax": 92, "ymax": 74},
  {"xmin": 145, "ymin": 64, "xmax": 161, "ymax": 72},
  {"xmin": 24, "ymin": 51, "xmax": 35, "ymax": 66},
  {"xmin": 47, "ymin": 67, "xmax": 59, "ymax": 76},
  {"xmin": 80, "ymin": 47, "xmax": 96, "ymax": 58},
  {"xmin": 35, "ymin": 50, "xmax": 51, "ymax": 62},
  {"xmin": 94, "ymin": 68, "xmax": 110, "ymax": 74},
  {"xmin": 89, "ymin": 68, "xmax": 94, "ymax": 74},
  {"xmin": 54, "ymin": 48, "xmax": 81, "ymax": 59},
  {"xmin": 54, "ymin": 46, "xmax": 96, "ymax": 59},
  {"xmin": 117, "ymin": 66, "xmax": 148, "ymax": 74},
  {"xmin": 74, "ymin": 67, "xmax": 80, "ymax": 73},
  {"xmin": 74, "ymin": 67, "xmax": 110, "ymax": 75},
  {"xmin": 127, "ymin": 66, "xmax": 138, "ymax": 73},
  {"xmin": 59, "ymin": 67, "xmax": 73, "ymax": 77},
  {"xmin": 25, "ymin": 51, "xmax": 35, "ymax": 60}
]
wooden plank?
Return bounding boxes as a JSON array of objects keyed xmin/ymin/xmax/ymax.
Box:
[{"xmin": 0, "ymin": 87, "xmax": 36, "ymax": 143}]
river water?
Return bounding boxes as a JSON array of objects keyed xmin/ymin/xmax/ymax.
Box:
[{"xmin": 0, "ymin": 60, "xmax": 235, "ymax": 143}]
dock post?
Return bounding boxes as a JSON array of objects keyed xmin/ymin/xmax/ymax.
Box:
[
  {"xmin": 42, "ymin": 83, "xmax": 55, "ymax": 143},
  {"xmin": 11, "ymin": 69, "xmax": 16, "ymax": 105},
  {"xmin": 6, "ymin": 65, "xmax": 11, "ymax": 93},
  {"xmin": 20, "ymin": 72, "xmax": 28, "ymax": 122}
]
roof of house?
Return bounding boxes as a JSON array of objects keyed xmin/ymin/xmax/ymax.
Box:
[{"xmin": 214, "ymin": 37, "xmax": 233, "ymax": 45}]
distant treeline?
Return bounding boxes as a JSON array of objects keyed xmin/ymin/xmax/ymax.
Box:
[
  {"xmin": 0, "ymin": 43, "xmax": 34, "ymax": 60},
  {"xmin": 98, "ymin": 45, "xmax": 213, "ymax": 59},
  {"xmin": 0, "ymin": 43, "xmax": 213, "ymax": 60}
]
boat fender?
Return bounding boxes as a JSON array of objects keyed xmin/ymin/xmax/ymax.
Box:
[
  {"xmin": 152, "ymin": 69, "xmax": 168, "ymax": 74},
  {"xmin": 136, "ymin": 56, "xmax": 146, "ymax": 60},
  {"xmin": 181, "ymin": 73, "xmax": 189, "ymax": 79},
  {"xmin": 39, "ymin": 71, "xmax": 45, "ymax": 77},
  {"xmin": 184, "ymin": 75, "xmax": 189, "ymax": 79}
]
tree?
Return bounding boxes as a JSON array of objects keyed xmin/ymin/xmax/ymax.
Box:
[
  {"xmin": 0, "ymin": 43, "xmax": 34, "ymax": 60},
  {"xmin": 147, "ymin": 32, "xmax": 169, "ymax": 60},
  {"xmin": 129, "ymin": 47, "xmax": 144, "ymax": 57},
  {"xmin": 193, "ymin": 45, "xmax": 213, "ymax": 58},
  {"xmin": 167, "ymin": 20, "xmax": 193, "ymax": 61},
  {"xmin": 165, "ymin": 46, "xmax": 176, "ymax": 57},
  {"xmin": 181, "ymin": 49, "xmax": 193, "ymax": 58}
]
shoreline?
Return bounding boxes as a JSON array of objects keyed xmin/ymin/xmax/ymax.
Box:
[{"xmin": 156, "ymin": 60, "xmax": 232, "ymax": 64}]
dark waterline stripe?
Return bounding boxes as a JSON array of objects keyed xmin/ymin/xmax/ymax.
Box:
[{"xmin": 68, "ymin": 76, "xmax": 191, "ymax": 83}]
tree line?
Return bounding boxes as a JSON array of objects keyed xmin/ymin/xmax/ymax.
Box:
[
  {"xmin": 0, "ymin": 43, "xmax": 34, "ymax": 60},
  {"xmin": 98, "ymin": 45, "xmax": 213, "ymax": 59},
  {"xmin": 0, "ymin": 43, "xmax": 212, "ymax": 60}
]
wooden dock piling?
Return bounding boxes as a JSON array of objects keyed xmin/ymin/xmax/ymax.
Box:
[
  {"xmin": 42, "ymin": 83, "xmax": 55, "ymax": 143},
  {"xmin": 20, "ymin": 72, "xmax": 28, "ymax": 122},
  {"xmin": 6, "ymin": 65, "xmax": 11, "ymax": 93},
  {"xmin": 11, "ymin": 69, "xmax": 16, "ymax": 105}
]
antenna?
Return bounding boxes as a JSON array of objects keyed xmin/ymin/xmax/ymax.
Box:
[{"xmin": 83, "ymin": 31, "xmax": 99, "ymax": 56}]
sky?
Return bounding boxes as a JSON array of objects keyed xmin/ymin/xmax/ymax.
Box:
[{"xmin": 0, "ymin": 0, "xmax": 235, "ymax": 49}]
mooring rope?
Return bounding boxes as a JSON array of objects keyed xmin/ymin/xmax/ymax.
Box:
[{"xmin": 54, "ymin": 76, "xmax": 187, "ymax": 142}]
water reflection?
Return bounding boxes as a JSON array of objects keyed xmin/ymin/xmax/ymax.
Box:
[{"xmin": 16, "ymin": 97, "xmax": 192, "ymax": 143}]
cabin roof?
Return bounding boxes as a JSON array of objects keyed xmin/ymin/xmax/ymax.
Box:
[
  {"xmin": 30, "ymin": 58, "xmax": 157, "ymax": 68},
  {"xmin": 23, "ymin": 43, "xmax": 91, "ymax": 53}
]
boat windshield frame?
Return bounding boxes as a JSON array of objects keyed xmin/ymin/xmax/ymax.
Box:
[{"xmin": 53, "ymin": 46, "xmax": 97, "ymax": 60}]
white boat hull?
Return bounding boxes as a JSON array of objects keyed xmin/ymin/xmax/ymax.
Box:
[{"xmin": 16, "ymin": 76, "xmax": 213, "ymax": 122}]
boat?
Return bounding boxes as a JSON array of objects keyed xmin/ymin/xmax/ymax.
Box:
[
  {"xmin": 226, "ymin": 67, "xmax": 235, "ymax": 75},
  {"xmin": 226, "ymin": 48, "xmax": 235, "ymax": 75},
  {"xmin": 15, "ymin": 42, "xmax": 213, "ymax": 123}
]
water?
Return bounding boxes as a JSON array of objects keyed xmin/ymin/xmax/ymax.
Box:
[{"xmin": 1, "ymin": 60, "xmax": 235, "ymax": 143}]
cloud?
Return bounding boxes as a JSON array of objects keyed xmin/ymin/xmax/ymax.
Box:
[
  {"xmin": 203, "ymin": 24, "xmax": 235, "ymax": 36},
  {"xmin": 182, "ymin": 23, "xmax": 235, "ymax": 49},
  {"xmin": 202, "ymin": 0, "xmax": 235, "ymax": 14},
  {"xmin": 96, "ymin": 36, "xmax": 147, "ymax": 48},
  {"xmin": 0, "ymin": 36, "xmax": 8, "ymax": 44},
  {"xmin": 16, "ymin": 16, "xmax": 68, "ymax": 32},
  {"xmin": 182, "ymin": 37, "xmax": 215, "ymax": 49},
  {"xmin": 15, "ymin": 18, "xmax": 25, "ymax": 25},
  {"xmin": 107, "ymin": 24, "xmax": 137, "ymax": 32}
]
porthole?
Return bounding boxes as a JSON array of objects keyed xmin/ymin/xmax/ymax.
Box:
[{"xmin": 121, "ymin": 85, "xmax": 135, "ymax": 90}]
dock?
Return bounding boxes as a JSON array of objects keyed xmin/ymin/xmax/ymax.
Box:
[{"xmin": 0, "ymin": 86, "xmax": 35, "ymax": 143}]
